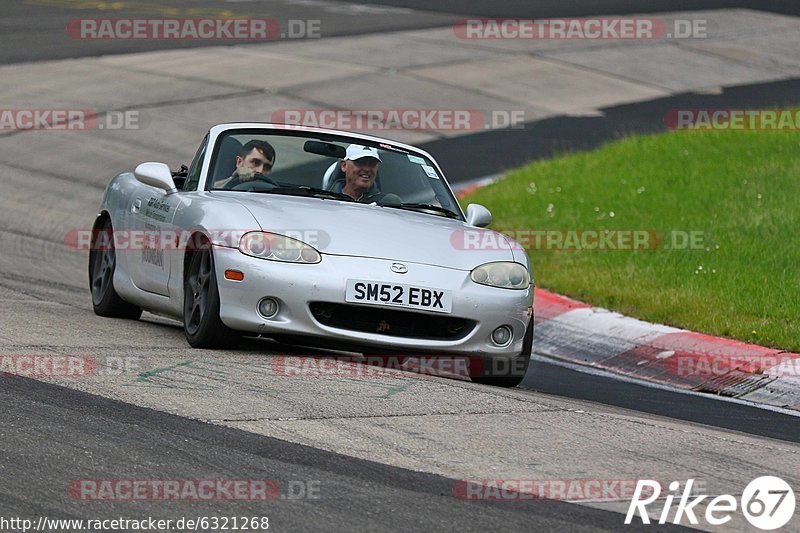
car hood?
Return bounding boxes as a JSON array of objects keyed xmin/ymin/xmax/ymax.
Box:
[{"xmin": 227, "ymin": 193, "xmax": 516, "ymax": 270}]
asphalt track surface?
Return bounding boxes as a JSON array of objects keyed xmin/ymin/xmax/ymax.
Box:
[
  {"xmin": 0, "ymin": 356, "xmax": 794, "ymax": 530},
  {"xmin": 4, "ymin": 375, "xmax": 679, "ymax": 533},
  {"xmin": 2, "ymin": 1, "xmax": 800, "ymax": 531},
  {"xmin": 422, "ymin": 78, "xmax": 800, "ymax": 182},
  {"xmin": 0, "ymin": 0, "xmax": 458, "ymax": 64},
  {"xmin": 523, "ymin": 358, "xmax": 800, "ymax": 444},
  {"xmin": 4, "ymin": 0, "xmax": 800, "ymax": 65},
  {"xmin": 5, "ymin": 0, "xmax": 799, "ymax": 182},
  {"xmin": 331, "ymin": 0, "xmax": 800, "ymax": 18}
]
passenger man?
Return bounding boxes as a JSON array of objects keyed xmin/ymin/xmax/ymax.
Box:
[{"xmin": 217, "ymin": 139, "xmax": 276, "ymax": 189}]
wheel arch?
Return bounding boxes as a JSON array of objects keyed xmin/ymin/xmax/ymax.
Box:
[
  {"xmin": 92, "ymin": 210, "xmax": 112, "ymax": 232},
  {"xmin": 88, "ymin": 210, "xmax": 112, "ymax": 278},
  {"xmin": 183, "ymin": 230, "xmax": 212, "ymax": 283}
]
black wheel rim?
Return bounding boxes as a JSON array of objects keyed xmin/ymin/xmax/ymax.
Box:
[
  {"xmin": 185, "ymin": 249, "xmax": 211, "ymax": 336},
  {"xmin": 91, "ymin": 227, "xmax": 114, "ymax": 306}
]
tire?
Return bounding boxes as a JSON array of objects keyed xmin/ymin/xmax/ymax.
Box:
[
  {"xmin": 88, "ymin": 217, "xmax": 143, "ymax": 320},
  {"xmin": 471, "ymin": 318, "xmax": 534, "ymax": 388},
  {"xmin": 183, "ymin": 242, "xmax": 236, "ymax": 348}
]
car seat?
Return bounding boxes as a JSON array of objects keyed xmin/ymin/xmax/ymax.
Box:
[{"xmin": 211, "ymin": 136, "xmax": 244, "ymax": 186}]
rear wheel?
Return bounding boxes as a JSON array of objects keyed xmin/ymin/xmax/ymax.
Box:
[
  {"xmin": 183, "ymin": 242, "xmax": 236, "ymax": 348},
  {"xmin": 88, "ymin": 217, "xmax": 142, "ymax": 319},
  {"xmin": 471, "ymin": 319, "xmax": 533, "ymax": 388}
]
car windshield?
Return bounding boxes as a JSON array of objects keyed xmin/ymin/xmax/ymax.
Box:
[{"xmin": 206, "ymin": 129, "xmax": 462, "ymax": 219}]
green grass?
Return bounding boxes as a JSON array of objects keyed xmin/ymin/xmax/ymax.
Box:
[{"xmin": 462, "ymin": 127, "xmax": 800, "ymax": 351}]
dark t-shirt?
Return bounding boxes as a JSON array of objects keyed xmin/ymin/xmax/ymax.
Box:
[{"xmin": 332, "ymin": 179, "xmax": 382, "ymax": 203}]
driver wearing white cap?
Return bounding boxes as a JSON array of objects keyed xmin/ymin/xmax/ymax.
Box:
[{"xmin": 336, "ymin": 144, "xmax": 382, "ymax": 201}]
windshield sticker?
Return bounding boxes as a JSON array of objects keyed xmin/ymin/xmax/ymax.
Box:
[
  {"xmin": 421, "ymin": 165, "xmax": 440, "ymax": 179},
  {"xmin": 407, "ymin": 155, "xmax": 426, "ymax": 165},
  {"xmin": 379, "ymin": 142, "xmax": 409, "ymax": 154}
]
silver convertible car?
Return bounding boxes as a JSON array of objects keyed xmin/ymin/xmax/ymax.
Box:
[{"xmin": 89, "ymin": 123, "xmax": 534, "ymax": 386}]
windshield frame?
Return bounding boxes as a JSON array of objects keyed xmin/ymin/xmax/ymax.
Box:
[{"xmin": 198, "ymin": 124, "xmax": 465, "ymax": 221}]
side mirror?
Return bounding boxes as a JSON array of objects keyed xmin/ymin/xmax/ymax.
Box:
[
  {"xmin": 465, "ymin": 203, "xmax": 492, "ymax": 228},
  {"xmin": 134, "ymin": 162, "xmax": 177, "ymax": 193}
]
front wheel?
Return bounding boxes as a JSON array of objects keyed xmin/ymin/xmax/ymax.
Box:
[
  {"xmin": 471, "ymin": 319, "xmax": 533, "ymax": 388},
  {"xmin": 183, "ymin": 243, "xmax": 236, "ymax": 348},
  {"xmin": 88, "ymin": 218, "xmax": 142, "ymax": 320}
]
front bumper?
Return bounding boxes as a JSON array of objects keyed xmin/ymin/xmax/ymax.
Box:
[{"xmin": 213, "ymin": 246, "xmax": 533, "ymax": 357}]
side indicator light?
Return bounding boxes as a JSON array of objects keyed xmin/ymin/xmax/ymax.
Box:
[{"xmin": 224, "ymin": 269, "xmax": 244, "ymax": 282}]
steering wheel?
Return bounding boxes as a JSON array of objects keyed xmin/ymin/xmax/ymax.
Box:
[{"xmin": 230, "ymin": 172, "xmax": 279, "ymax": 191}]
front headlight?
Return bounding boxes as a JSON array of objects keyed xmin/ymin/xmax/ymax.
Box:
[
  {"xmin": 470, "ymin": 262, "xmax": 530, "ymax": 289},
  {"xmin": 239, "ymin": 232, "xmax": 321, "ymax": 264}
]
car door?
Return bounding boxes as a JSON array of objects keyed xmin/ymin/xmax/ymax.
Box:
[
  {"xmin": 163, "ymin": 135, "xmax": 208, "ymax": 297},
  {"xmin": 129, "ymin": 136, "xmax": 209, "ymax": 297},
  {"xmin": 128, "ymin": 185, "xmax": 180, "ymax": 297}
]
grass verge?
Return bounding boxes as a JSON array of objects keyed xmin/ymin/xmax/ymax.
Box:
[{"xmin": 462, "ymin": 127, "xmax": 800, "ymax": 351}]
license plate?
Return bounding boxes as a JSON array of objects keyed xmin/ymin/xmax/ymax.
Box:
[{"xmin": 345, "ymin": 279, "xmax": 452, "ymax": 313}]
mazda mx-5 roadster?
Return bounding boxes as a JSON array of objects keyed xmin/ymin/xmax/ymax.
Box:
[{"xmin": 89, "ymin": 123, "xmax": 534, "ymax": 386}]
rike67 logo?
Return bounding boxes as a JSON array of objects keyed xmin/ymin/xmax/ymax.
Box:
[{"xmin": 625, "ymin": 476, "xmax": 795, "ymax": 530}]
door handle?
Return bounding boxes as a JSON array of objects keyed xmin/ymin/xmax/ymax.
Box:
[{"xmin": 132, "ymin": 198, "xmax": 142, "ymax": 213}]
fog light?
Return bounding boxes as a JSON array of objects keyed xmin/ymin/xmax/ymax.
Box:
[
  {"xmin": 491, "ymin": 326, "xmax": 512, "ymax": 346},
  {"xmin": 258, "ymin": 297, "xmax": 279, "ymax": 319}
]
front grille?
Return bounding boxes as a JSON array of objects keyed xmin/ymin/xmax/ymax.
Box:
[{"xmin": 309, "ymin": 302, "xmax": 474, "ymax": 340}]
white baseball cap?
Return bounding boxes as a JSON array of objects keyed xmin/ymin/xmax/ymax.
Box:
[{"xmin": 344, "ymin": 144, "xmax": 381, "ymax": 162}]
